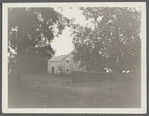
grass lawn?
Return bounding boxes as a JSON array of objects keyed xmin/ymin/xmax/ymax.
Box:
[{"xmin": 8, "ymin": 72, "xmax": 141, "ymax": 108}]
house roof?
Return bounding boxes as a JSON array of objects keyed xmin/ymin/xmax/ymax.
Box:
[
  {"xmin": 48, "ymin": 49, "xmax": 75, "ymax": 62},
  {"xmin": 48, "ymin": 55, "xmax": 67, "ymax": 62}
]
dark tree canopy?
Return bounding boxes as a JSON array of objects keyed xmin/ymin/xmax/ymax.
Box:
[
  {"xmin": 8, "ymin": 8, "xmax": 69, "ymax": 74},
  {"xmin": 8, "ymin": 8, "xmax": 68, "ymax": 56},
  {"xmin": 71, "ymin": 7, "xmax": 141, "ymax": 72}
]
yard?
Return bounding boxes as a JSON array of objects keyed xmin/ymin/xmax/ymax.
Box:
[{"xmin": 8, "ymin": 72, "xmax": 141, "ymax": 108}]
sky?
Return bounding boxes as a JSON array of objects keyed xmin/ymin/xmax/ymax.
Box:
[
  {"xmin": 52, "ymin": 7, "xmax": 141, "ymax": 56},
  {"xmin": 8, "ymin": 7, "xmax": 87, "ymax": 57},
  {"xmin": 51, "ymin": 27, "xmax": 74, "ymax": 56},
  {"xmin": 52, "ymin": 7, "xmax": 86, "ymax": 56}
]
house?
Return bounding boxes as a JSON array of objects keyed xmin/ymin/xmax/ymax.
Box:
[{"xmin": 47, "ymin": 52, "xmax": 86, "ymax": 75}]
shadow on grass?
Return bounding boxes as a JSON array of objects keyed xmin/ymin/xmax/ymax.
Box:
[{"xmin": 8, "ymin": 72, "xmax": 141, "ymax": 108}]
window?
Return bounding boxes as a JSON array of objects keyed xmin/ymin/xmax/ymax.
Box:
[
  {"xmin": 57, "ymin": 67, "xmax": 61, "ymax": 72},
  {"xmin": 66, "ymin": 58, "xmax": 69, "ymax": 63},
  {"xmin": 66, "ymin": 65, "xmax": 69, "ymax": 72}
]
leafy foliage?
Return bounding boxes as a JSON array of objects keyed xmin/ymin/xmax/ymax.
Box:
[
  {"xmin": 8, "ymin": 8, "xmax": 69, "ymax": 73},
  {"xmin": 71, "ymin": 7, "xmax": 141, "ymax": 71}
]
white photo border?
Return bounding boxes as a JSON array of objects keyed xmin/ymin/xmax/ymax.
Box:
[{"xmin": 2, "ymin": 2, "xmax": 147, "ymax": 114}]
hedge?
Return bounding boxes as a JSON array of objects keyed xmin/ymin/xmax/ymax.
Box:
[
  {"xmin": 71, "ymin": 71, "xmax": 116, "ymax": 83},
  {"xmin": 71, "ymin": 71, "xmax": 135, "ymax": 83}
]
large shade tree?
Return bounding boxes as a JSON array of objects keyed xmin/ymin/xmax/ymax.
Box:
[
  {"xmin": 8, "ymin": 8, "xmax": 69, "ymax": 85},
  {"xmin": 71, "ymin": 7, "xmax": 141, "ymax": 72}
]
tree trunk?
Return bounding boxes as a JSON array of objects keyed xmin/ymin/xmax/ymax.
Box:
[
  {"xmin": 16, "ymin": 40, "xmax": 25, "ymax": 87},
  {"xmin": 113, "ymin": 24, "xmax": 122, "ymax": 72},
  {"xmin": 16, "ymin": 55, "xmax": 22, "ymax": 87}
]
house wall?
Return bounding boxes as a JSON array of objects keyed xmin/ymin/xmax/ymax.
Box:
[
  {"xmin": 60, "ymin": 53, "xmax": 80, "ymax": 75},
  {"xmin": 47, "ymin": 61, "xmax": 61, "ymax": 74},
  {"xmin": 48, "ymin": 53, "xmax": 87, "ymax": 75}
]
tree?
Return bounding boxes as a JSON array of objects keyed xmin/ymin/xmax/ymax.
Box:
[
  {"xmin": 8, "ymin": 8, "xmax": 69, "ymax": 85},
  {"xmin": 71, "ymin": 7, "xmax": 141, "ymax": 72}
]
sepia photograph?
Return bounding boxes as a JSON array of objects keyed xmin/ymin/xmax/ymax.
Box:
[{"xmin": 2, "ymin": 2, "xmax": 146, "ymax": 113}]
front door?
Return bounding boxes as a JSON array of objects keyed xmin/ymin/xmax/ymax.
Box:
[{"xmin": 52, "ymin": 67, "xmax": 54, "ymax": 74}]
